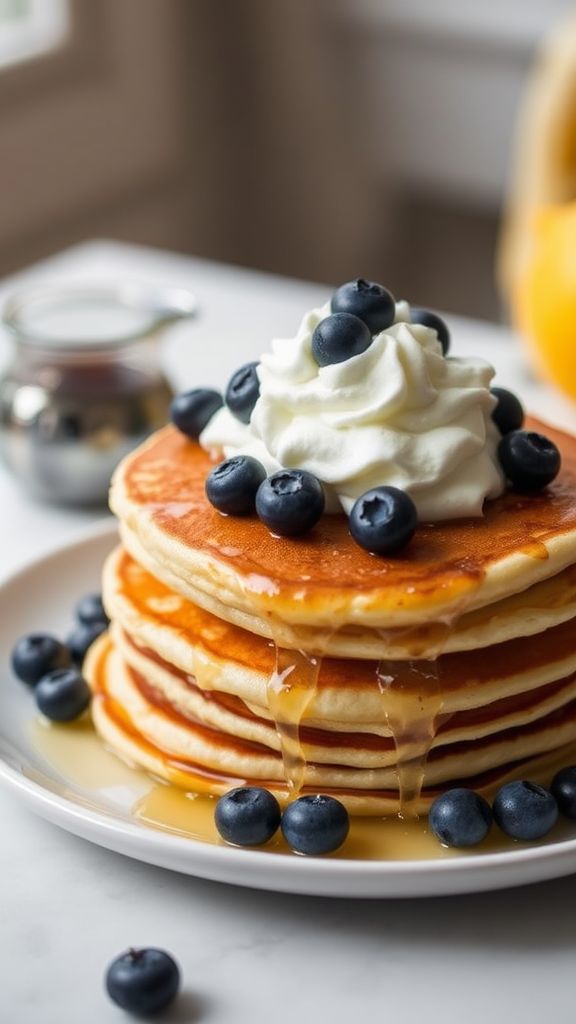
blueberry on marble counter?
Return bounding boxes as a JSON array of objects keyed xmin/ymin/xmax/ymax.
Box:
[
  {"xmin": 349, "ymin": 486, "xmax": 417, "ymax": 556},
  {"xmin": 493, "ymin": 780, "xmax": 558, "ymax": 841},
  {"xmin": 330, "ymin": 278, "xmax": 396, "ymax": 335},
  {"xmin": 311, "ymin": 312, "xmax": 372, "ymax": 367},
  {"xmin": 215, "ymin": 786, "xmax": 281, "ymax": 846},
  {"xmin": 256, "ymin": 469, "xmax": 325, "ymax": 536},
  {"xmin": 105, "ymin": 948, "xmax": 180, "ymax": 1016},
  {"xmin": 11, "ymin": 633, "xmax": 71, "ymax": 687},
  {"xmin": 410, "ymin": 308, "xmax": 450, "ymax": 355},
  {"xmin": 429, "ymin": 788, "xmax": 493, "ymax": 848},
  {"xmin": 206, "ymin": 455, "xmax": 267, "ymax": 515},
  {"xmin": 281, "ymin": 794, "xmax": 350, "ymax": 855}
]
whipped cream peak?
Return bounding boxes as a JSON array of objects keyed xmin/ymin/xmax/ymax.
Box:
[{"xmin": 200, "ymin": 301, "xmax": 506, "ymax": 521}]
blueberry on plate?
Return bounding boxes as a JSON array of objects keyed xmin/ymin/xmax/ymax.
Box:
[
  {"xmin": 35, "ymin": 667, "xmax": 91, "ymax": 722},
  {"xmin": 349, "ymin": 486, "xmax": 417, "ymax": 556},
  {"xmin": 225, "ymin": 362, "xmax": 260, "ymax": 424},
  {"xmin": 255, "ymin": 469, "xmax": 325, "ymax": 537},
  {"xmin": 170, "ymin": 387, "xmax": 223, "ymax": 439},
  {"xmin": 11, "ymin": 633, "xmax": 71, "ymax": 687},
  {"xmin": 67, "ymin": 621, "xmax": 107, "ymax": 665},
  {"xmin": 410, "ymin": 308, "xmax": 450, "ymax": 355},
  {"xmin": 428, "ymin": 788, "xmax": 493, "ymax": 848},
  {"xmin": 498, "ymin": 430, "xmax": 561, "ymax": 491},
  {"xmin": 311, "ymin": 312, "xmax": 372, "ymax": 367},
  {"xmin": 330, "ymin": 278, "xmax": 396, "ymax": 335},
  {"xmin": 105, "ymin": 948, "xmax": 180, "ymax": 1016},
  {"xmin": 281, "ymin": 794, "xmax": 350, "ymax": 856},
  {"xmin": 550, "ymin": 766, "xmax": 576, "ymax": 819},
  {"xmin": 493, "ymin": 780, "xmax": 558, "ymax": 841},
  {"xmin": 206, "ymin": 455, "xmax": 267, "ymax": 515},
  {"xmin": 215, "ymin": 786, "xmax": 281, "ymax": 846},
  {"xmin": 490, "ymin": 387, "xmax": 524, "ymax": 435},
  {"xmin": 75, "ymin": 592, "xmax": 109, "ymax": 627}
]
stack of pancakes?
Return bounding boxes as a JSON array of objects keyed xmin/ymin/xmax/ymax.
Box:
[{"xmin": 86, "ymin": 417, "xmax": 576, "ymax": 815}]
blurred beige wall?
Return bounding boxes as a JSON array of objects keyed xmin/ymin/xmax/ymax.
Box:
[{"xmin": 0, "ymin": 0, "xmax": 571, "ymax": 319}]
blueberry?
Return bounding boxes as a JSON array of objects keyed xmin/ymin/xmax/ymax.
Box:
[
  {"xmin": 67, "ymin": 621, "xmax": 107, "ymax": 665},
  {"xmin": 206, "ymin": 455, "xmax": 267, "ymax": 515},
  {"xmin": 35, "ymin": 667, "xmax": 91, "ymax": 722},
  {"xmin": 75, "ymin": 592, "xmax": 109, "ymax": 627},
  {"xmin": 428, "ymin": 788, "xmax": 493, "ymax": 848},
  {"xmin": 550, "ymin": 766, "xmax": 576, "ymax": 819},
  {"xmin": 493, "ymin": 780, "xmax": 558, "ymax": 841},
  {"xmin": 410, "ymin": 308, "xmax": 450, "ymax": 355},
  {"xmin": 215, "ymin": 786, "xmax": 281, "ymax": 846},
  {"xmin": 311, "ymin": 312, "xmax": 372, "ymax": 367},
  {"xmin": 330, "ymin": 278, "xmax": 396, "ymax": 335},
  {"xmin": 490, "ymin": 387, "xmax": 524, "ymax": 435},
  {"xmin": 105, "ymin": 948, "xmax": 180, "ymax": 1016},
  {"xmin": 256, "ymin": 469, "xmax": 325, "ymax": 536},
  {"xmin": 225, "ymin": 362, "xmax": 260, "ymax": 424},
  {"xmin": 498, "ymin": 430, "xmax": 561, "ymax": 491},
  {"xmin": 170, "ymin": 387, "xmax": 223, "ymax": 439},
  {"xmin": 11, "ymin": 633, "xmax": 71, "ymax": 687},
  {"xmin": 349, "ymin": 486, "xmax": 417, "ymax": 556},
  {"xmin": 281, "ymin": 794, "xmax": 349, "ymax": 855}
]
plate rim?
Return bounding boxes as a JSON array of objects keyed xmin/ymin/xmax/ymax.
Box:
[{"xmin": 2, "ymin": 518, "xmax": 576, "ymax": 897}]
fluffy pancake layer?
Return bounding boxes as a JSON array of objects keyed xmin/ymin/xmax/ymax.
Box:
[
  {"xmin": 110, "ymin": 418, "xmax": 576, "ymax": 636},
  {"xmin": 118, "ymin": 526, "xmax": 576, "ymax": 659},
  {"xmin": 87, "ymin": 630, "xmax": 576, "ymax": 816},
  {"xmin": 85, "ymin": 545, "xmax": 576, "ymax": 814},
  {"xmin": 103, "ymin": 548, "xmax": 576, "ymax": 720},
  {"xmin": 93, "ymin": 416, "xmax": 576, "ymax": 818}
]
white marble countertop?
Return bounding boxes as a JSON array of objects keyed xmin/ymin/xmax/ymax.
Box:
[{"xmin": 1, "ymin": 241, "xmax": 576, "ymax": 1023}]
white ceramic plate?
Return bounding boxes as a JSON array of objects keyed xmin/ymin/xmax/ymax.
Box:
[{"xmin": 2, "ymin": 521, "xmax": 576, "ymax": 899}]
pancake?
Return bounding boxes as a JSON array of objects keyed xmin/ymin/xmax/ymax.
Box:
[
  {"xmin": 94, "ymin": 405, "xmax": 576, "ymax": 820},
  {"xmin": 104, "ymin": 547, "xmax": 576, "ymax": 724},
  {"xmin": 119, "ymin": 524, "xmax": 576, "ymax": 659},
  {"xmin": 82, "ymin": 544, "xmax": 576, "ymax": 815},
  {"xmin": 87, "ymin": 632, "xmax": 576, "ymax": 816},
  {"xmin": 113, "ymin": 625, "xmax": 576, "ymax": 758},
  {"xmin": 110, "ymin": 417, "xmax": 576, "ymax": 636}
]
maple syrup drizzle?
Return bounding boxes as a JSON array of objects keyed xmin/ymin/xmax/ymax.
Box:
[
  {"xmin": 96, "ymin": 530, "xmax": 576, "ymax": 827},
  {"xmin": 266, "ymin": 646, "xmax": 322, "ymax": 795},
  {"xmin": 375, "ymin": 658, "xmax": 445, "ymax": 817},
  {"xmin": 29, "ymin": 715, "xmax": 576, "ymax": 860},
  {"xmin": 373, "ymin": 621, "xmax": 456, "ymax": 818},
  {"xmin": 31, "ymin": 635, "xmax": 576, "ymax": 861},
  {"xmin": 264, "ymin": 625, "xmax": 449, "ymax": 815}
]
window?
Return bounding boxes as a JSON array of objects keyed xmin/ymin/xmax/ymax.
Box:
[
  {"xmin": 0, "ymin": 0, "xmax": 189, "ymax": 276},
  {"xmin": 0, "ymin": 0, "xmax": 69, "ymax": 70}
]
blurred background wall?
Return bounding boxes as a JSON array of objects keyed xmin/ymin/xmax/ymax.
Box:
[{"xmin": 0, "ymin": 0, "xmax": 573, "ymax": 320}]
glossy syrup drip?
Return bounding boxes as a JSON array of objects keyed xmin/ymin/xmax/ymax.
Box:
[
  {"xmin": 266, "ymin": 646, "xmax": 322, "ymax": 794},
  {"xmin": 133, "ymin": 782, "xmax": 460, "ymax": 860},
  {"xmin": 376, "ymin": 658, "xmax": 446, "ymax": 818},
  {"xmin": 374, "ymin": 621, "xmax": 455, "ymax": 818},
  {"xmin": 33, "ymin": 634, "xmax": 576, "ymax": 862},
  {"xmin": 29, "ymin": 714, "xmax": 576, "ymax": 860}
]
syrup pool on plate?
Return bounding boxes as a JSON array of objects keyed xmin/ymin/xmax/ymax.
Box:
[{"xmin": 30, "ymin": 714, "xmax": 576, "ymax": 862}]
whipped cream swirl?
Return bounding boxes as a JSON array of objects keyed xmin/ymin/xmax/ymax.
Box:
[{"xmin": 200, "ymin": 302, "xmax": 505, "ymax": 521}]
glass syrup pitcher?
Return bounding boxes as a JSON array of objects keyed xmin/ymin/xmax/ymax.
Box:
[{"xmin": 0, "ymin": 282, "xmax": 196, "ymax": 506}]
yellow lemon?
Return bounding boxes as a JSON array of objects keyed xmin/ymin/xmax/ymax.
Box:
[{"xmin": 514, "ymin": 202, "xmax": 576, "ymax": 399}]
